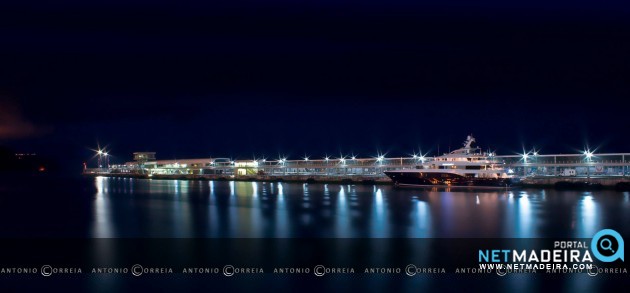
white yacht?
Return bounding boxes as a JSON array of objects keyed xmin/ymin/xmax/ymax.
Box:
[{"xmin": 384, "ymin": 135, "xmax": 518, "ymax": 188}]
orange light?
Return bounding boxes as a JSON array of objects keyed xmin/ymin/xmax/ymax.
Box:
[{"xmin": 38, "ymin": 166, "xmax": 46, "ymax": 172}]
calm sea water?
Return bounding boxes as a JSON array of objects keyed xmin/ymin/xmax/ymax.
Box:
[
  {"xmin": 86, "ymin": 177, "xmax": 630, "ymax": 238},
  {"xmin": 1, "ymin": 175, "xmax": 628, "ymax": 238},
  {"xmin": 1, "ymin": 175, "xmax": 628, "ymax": 292}
]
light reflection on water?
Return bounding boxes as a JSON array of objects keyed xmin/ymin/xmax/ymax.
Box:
[
  {"xmin": 93, "ymin": 176, "xmax": 113, "ymax": 238},
  {"xmin": 92, "ymin": 177, "xmax": 630, "ymax": 239}
]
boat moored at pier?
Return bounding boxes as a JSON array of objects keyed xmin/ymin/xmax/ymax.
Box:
[{"xmin": 384, "ymin": 135, "xmax": 519, "ymax": 189}]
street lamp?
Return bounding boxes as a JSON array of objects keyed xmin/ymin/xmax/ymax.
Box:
[
  {"xmin": 103, "ymin": 152, "xmax": 109, "ymax": 168},
  {"xmin": 96, "ymin": 149, "xmax": 104, "ymax": 168},
  {"xmin": 584, "ymin": 150, "xmax": 593, "ymax": 159},
  {"xmin": 583, "ymin": 150, "xmax": 594, "ymax": 178}
]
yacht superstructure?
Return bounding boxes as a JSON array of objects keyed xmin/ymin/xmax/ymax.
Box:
[{"xmin": 384, "ymin": 135, "xmax": 518, "ymax": 188}]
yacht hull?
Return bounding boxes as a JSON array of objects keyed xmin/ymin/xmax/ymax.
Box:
[{"xmin": 384, "ymin": 171, "xmax": 518, "ymax": 189}]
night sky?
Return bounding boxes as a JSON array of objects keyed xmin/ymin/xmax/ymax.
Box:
[{"xmin": 1, "ymin": 0, "xmax": 629, "ymax": 171}]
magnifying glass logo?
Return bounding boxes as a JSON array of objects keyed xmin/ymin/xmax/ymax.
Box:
[
  {"xmin": 599, "ymin": 238, "xmax": 615, "ymax": 253},
  {"xmin": 591, "ymin": 229, "xmax": 624, "ymax": 262}
]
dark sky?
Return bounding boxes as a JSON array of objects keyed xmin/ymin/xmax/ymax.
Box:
[{"xmin": 1, "ymin": 0, "xmax": 629, "ymax": 170}]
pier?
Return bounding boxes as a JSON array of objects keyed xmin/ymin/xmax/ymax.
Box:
[{"xmin": 84, "ymin": 151, "xmax": 630, "ymax": 189}]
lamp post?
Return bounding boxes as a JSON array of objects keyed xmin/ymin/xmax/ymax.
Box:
[
  {"xmin": 584, "ymin": 150, "xmax": 593, "ymax": 179},
  {"xmin": 97, "ymin": 150, "xmax": 103, "ymax": 168},
  {"xmin": 351, "ymin": 156, "xmax": 356, "ymax": 175},
  {"xmin": 279, "ymin": 158, "xmax": 286, "ymax": 176},
  {"xmin": 522, "ymin": 153, "xmax": 529, "ymax": 176},
  {"xmin": 103, "ymin": 152, "xmax": 109, "ymax": 169},
  {"xmin": 376, "ymin": 155, "xmax": 384, "ymax": 175}
]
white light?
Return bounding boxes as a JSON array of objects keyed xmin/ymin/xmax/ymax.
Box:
[
  {"xmin": 103, "ymin": 152, "xmax": 108, "ymax": 156},
  {"xmin": 412, "ymin": 155, "xmax": 417, "ymax": 159},
  {"xmin": 262, "ymin": 159, "xmax": 266, "ymax": 162},
  {"xmin": 340, "ymin": 158, "xmax": 346, "ymax": 163},
  {"xmin": 304, "ymin": 157, "xmax": 309, "ymax": 161},
  {"xmin": 351, "ymin": 156, "xmax": 356, "ymax": 160},
  {"xmin": 420, "ymin": 156, "xmax": 426, "ymax": 162},
  {"xmin": 97, "ymin": 150, "xmax": 103, "ymax": 155},
  {"xmin": 533, "ymin": 152, "xmax": 538, "ymax": 156},
  {"xmin": 522, "ymin": 153, "xmax": 529, "ymax": 160},
  {"xmin": 325, "ymin": 157, "xmax": 329, "ymax": 161}
]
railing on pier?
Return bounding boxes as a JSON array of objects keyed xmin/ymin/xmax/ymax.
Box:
[{"xmin": 96, "ymin": 152, "xmax": 630, "ymax": 178}]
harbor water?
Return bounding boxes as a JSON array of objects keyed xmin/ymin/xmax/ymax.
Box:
[
  {"xmin": 1, "ymin": 175, "xmax": 628, "ymax": 292},
  {"xmin": 87, "ymin": 177, "xmax": 630, "ymax": 239}
]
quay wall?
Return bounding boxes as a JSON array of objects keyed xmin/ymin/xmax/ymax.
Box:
[
  {"xmin": 90, "ymin": 173, "xmax": 393, "ymax": 185},
  {"xmin": 86, "ymin": 173, "xmax": 630, "ymax": 190},
  {"xmin": 521, "ymin": 176, "xmax": 630, "ymax": 187}
]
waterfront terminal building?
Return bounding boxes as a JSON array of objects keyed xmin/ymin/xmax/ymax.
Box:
[{"xmin": 86, "ymin": 151, "xmax": 630, "ymax": 187}]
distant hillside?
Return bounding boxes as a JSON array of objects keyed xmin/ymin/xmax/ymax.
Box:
[{"xmin": 0, "ymin": 146, "xmax": 55, "ymax": 173}]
